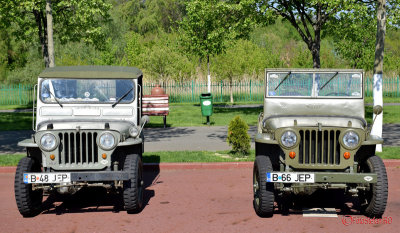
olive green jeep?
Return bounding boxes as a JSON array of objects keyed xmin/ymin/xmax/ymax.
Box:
[
  {"xmin": 253, "ymin": 69, "xmax": 387, "ymax": 218},
  {"xmin": 15, "ymin": 66, "xmax": 149, "ymax": 217}
]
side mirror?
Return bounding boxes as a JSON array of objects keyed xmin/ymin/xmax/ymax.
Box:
[
  {"xmin": 140, "ymin": 115, "xmax": 150, "ymax": 125},
  {"xmin": 373, "ymin": 105, "xmax": 383, "ymax": 115}
]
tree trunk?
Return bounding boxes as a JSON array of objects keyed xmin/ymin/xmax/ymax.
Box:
[
  {"xmin": 33, "ymin": 9, "xmax": 49, "ymax": 67},
  {"xmin": 207, "ymin": 54, "xmax": 211, "ymax": 93},
  {"xmin": 311, "ymin": 43, "xmax": 321, "ymax": 69},
  {"xmin": 371, "ymin": 0, "xmax": 386, "ymax": 152},
  {"xmin": 230, "ymin": 78, "xmax": 233, "ymax": 104},
  {"xmin": 46, "ymin": 0, "xmax": 55, "ymax": 67}
]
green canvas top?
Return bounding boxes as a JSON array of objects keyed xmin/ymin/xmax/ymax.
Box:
[{"xmin": 39, "ymin": 66, "xmax": 143, "ymax": 79}]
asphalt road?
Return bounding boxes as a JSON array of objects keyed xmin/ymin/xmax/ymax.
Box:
[
  {"xmin": 1, "ymin": 166, "xmax": 399, "ymax": 232},
  {"xmin": 0, "ymin": 126, "xmax": 258, "ymax": 154},
  {"xmin": 1, "ymin": 124, "xmax": 399, "ymax": 154}
]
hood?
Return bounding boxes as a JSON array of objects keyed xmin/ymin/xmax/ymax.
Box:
[
  {"xmin": 37, "ymin": 120, "xmax": 135, "ymax": 133},
  {"xmin": 263, "ymin": 116, "xmax": 366, "ymax": 131}
]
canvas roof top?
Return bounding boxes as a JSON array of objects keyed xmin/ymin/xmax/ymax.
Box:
[{"xmin": 39, "ymin": 66, "xmax": 142, "ymax": 79}]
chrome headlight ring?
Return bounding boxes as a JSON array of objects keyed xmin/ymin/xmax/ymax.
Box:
[
  {"xmin": 129, "ymin": 126, "xmax": 139, "ymax": 138},
  {"xmin": 40, "ymin": 133, "xmax": 58, "ymax": 151},
  {"xmin": 280, "ymin": 130, "xmax": 298, "ymax": 148},
  {"xmin": 98, "ymin": 132, "xmax": 116, "ymax": 150},
  {"xmin": 342, "ymin": 131, "xmax": 360, "ymax": 149}
]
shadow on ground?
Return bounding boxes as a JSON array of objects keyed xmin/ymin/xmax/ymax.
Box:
[
  {"xmin": 272, "ymin": 189, "xmax": 367, "ymax": 217},
  {"xmin": 143, "ymin": 127, "xmax": 196, "ymax": 142},
  {"xmin": 41, "ymin": 157, "xmax": 161, "ymax": 215}
]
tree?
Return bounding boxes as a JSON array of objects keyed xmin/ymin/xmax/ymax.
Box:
[
  {"xmin": 213, "ymin": 39, "xmax": 265, "ymax": 103},
  {"xmin": 372, "ymin": 0, "xmax": 387, "ymax": 152},
  {"xmin": 257, "ymin": 0, "xmax": 347, "ymax": 68},
  {"xmin": 326, "ymin": 5, "xmax": 376, "ymax": 70},
  {"xmin": 180, "ymin": 0, "xmax": 256, "ymax": 92},
  {"xmin": 0, "ymin": 0, "xmax": 111, "ymax": 67}
]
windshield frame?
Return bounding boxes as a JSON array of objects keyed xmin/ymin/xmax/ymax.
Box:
[
  {"xmin": 39, "ymin": 78, "xmax": 136, "ymax": 105},
  {"xmin": 265, "ymin": 70, "xmax": 364, "ymax": 99}
]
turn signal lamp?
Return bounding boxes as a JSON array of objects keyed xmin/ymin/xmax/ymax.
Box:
[
  {"xmin": 50, "ymin": 154, "xmax": 55, "ymax": 160},
  {"xmin": 343, "ymin": 152, "xmax": 351, "ymax": 160},
  {"xmin": 289, "ymin": 151, "xmax": 296, "ymax": 159},
  {"xmin": 102, "ymin": 153, "xmax": 107, "ymax": 159}
]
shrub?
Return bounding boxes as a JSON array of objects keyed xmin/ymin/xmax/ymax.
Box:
[{"xmin": 227, "ymin": 116, "xmax": 251, "ymax": 156}]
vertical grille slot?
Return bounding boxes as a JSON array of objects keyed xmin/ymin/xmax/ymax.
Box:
[
  {"xmin": 58, "ymin": 131, "xmax": 99, "ymax": 166},
  {"xmin": 297, "ymin": 129, "xmax": 341, "ymax": 166}
]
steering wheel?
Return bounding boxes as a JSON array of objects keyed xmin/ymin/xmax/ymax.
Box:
[
  {"xmin": 280, "ymin": 91, "xmax": 303, "ymax": 96},
  {"xmin": 324, "ymin": 92, "xmax": 349, "ymax": 96}
]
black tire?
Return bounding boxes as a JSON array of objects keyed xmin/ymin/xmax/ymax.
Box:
[
  {"xmin": 123, "ymin": 154, "xmax": 143, "ymax": 213},
  {"xmin": 359, "ymin": 155, "xmax": 388, "ymax": 218},
  {"xmin": 253, "ymin": 156, "xmax": 275, "ymax": 217},
  {"xmin": 14, "ymin": 157, "xmax": 43, "ymax": 217}
]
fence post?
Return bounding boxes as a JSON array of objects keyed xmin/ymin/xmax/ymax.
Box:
[
  {"xmin": 18, "ymin": 83, "xmax": 22, "ymax": 105},
  {"xmin": 250, "ymin": 80, "xmax": 252, "ymax": 101},
  {"xmin": 397, "ymin": 76, "xmax": 399, "ymax": 97},
  {"xmin": 191, "ymin": 80, "xmax": 194, "ymax": 102},
  {"xmin": 220, "ymin": 80, "xmax": 223, "ymax": 102}
]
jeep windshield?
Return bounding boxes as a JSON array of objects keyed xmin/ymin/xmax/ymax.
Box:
[
  {"xmin": 40, "ymin": 79, "xmax": 135, "ymax": 104},
  {"xmin": 266, "ymin": 71, "xmax": 362, "ymax": 98}
]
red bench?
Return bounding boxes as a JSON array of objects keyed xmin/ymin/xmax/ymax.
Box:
[{"xmin": 142, "ymin": 94, "xmax": 169, "ymax": 128}]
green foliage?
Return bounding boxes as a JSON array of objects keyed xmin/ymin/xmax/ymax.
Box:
[
  {"xmin": 123, "ymin": 32, "xmax": 195, "ymax": 81},
  {"xmin": 0, "ymin": 0, "xmax": 112, "ymax": 47},
  {"xmin": 326, "ymin": 5, "xmax": 375, "ymax": 70},
  {"xmin": 227, "ymin": 116, "xmax": 251, "ymax": 156},
  {"xmin": 180, "ymin": 0, "xmax": 256, "ymax": 59}
]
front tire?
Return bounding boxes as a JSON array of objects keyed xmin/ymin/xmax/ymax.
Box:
[
  {"xmin": 359, "ymin": 155, "xmax": 388, "ymax": 218},
  {"xmin": 123, "ymin": 154, "xmax": 143, "ymax": 213},
  {"xmin": 14, "ymin": 157, "xmax": 43, "ymax": 217},
  {"xmin": 253, "ymin": 156, "xmax": 275, "ymax": 217}
]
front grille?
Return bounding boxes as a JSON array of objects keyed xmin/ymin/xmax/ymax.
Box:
[
  {"xmin": 58, "ymin": 132, "xmax": 98, "ymax": 166},
  {"xmin": 298, "ymin": 129, "xmax": 341, "ymax": 165}
]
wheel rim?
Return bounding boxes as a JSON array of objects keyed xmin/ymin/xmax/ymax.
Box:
[
  {"xmin": 137, "ymin": 165, "xmax": 143, "ymax": 205},
  {"xmin": 358, "ymin": 161, "xmax": 373, "ymax": 207},
  {"xmin": 253, "ymin": 166, "xmax": 260, "ymax": 207}
]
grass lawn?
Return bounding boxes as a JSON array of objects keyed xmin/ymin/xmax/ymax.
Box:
[
  {"xmin": 0, "ymin": 104, "xmax": 32, "ymax": 110},
  {"xmin": 147, "ymin": 103, "xmax": 261, "ymax": 127},
  {"xmin": 0, "ymin": 150, "xmax": 255, "ymax": 166},
  {"xmin": 0, "ymin": 147, "xmax": 398, "ymax": 167},
  {"xmin": 1, "ymin": 103, "xmax": 399, "ymax": 130},
  {"xmin": 0, "ymin": 112, "xmax": 33, "ymax": 131}
]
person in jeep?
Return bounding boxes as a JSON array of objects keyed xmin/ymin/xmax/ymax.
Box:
[{"xmin": 253, "ymin": 69, "xmax": 387, "ymax": 218}]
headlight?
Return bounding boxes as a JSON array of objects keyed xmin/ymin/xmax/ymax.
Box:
[
  {"xmin": 40, "ymin": 133, "xmax": 57, "ymax": 151},
  {"xmin": 343, "ymin": 131, "xmax": 359, "ymax": 149},
  {"xmin": 129, "ymin": 126, "xmax": 139, "ymax": 137},
  {"xmin": 281, "ymin": 131, "xmax": 297, "ymax": 148},
  {"xmin": 99, "ymin": 132, "xmax": 116, "ymax": 150}
]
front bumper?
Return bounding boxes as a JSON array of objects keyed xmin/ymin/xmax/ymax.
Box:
[
  {"xmin": 268, "ymin": 172, "xmax": 377, "ymax": 184},
  {"xmin": 70, "ymin": 171, "xmax": 130, "ymax": 182}
]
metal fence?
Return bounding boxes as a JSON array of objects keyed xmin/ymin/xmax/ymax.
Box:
[
  {"xmin": 1, "ymin": 76, "xmax": 399, "ymax": 105},
  {"xmin": 0, "ymin": 84, "xmax": 35, "ymax": 105}
]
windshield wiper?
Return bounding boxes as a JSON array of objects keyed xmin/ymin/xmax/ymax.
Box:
[
  {"xmin": 319, "ymin": 72, "xmax": 339, "ymax": 91},
  {"xmin": 274, "ymin": 71, "xmax": 291, "ymax": 90},
  {"xmin": 112, "ymin": 87, "xmax": 134, "ymax": 108},
  {"xmin": 43, "ymin": 83, "xmax": 63, "ymax": 108}
]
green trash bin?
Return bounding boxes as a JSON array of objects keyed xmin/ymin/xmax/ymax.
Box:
[{"xmin": 200, "ymin": 93, "xmax": 213, "ymax": 124}]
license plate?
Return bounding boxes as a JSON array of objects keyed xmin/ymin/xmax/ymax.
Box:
[
  {"xmin": 266, "ymin": 172, "xmax": 314, "ymax": 183},
  {"xmin": 23, "ymin": 173, "xmax": 71, "ymax": 184}
]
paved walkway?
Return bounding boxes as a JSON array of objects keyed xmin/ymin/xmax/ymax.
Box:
[{"xmin": 1, "ymin": 124, "xmax": 399, "ymax": 154}]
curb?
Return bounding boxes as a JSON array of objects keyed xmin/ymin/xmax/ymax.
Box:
[{"xmin": 1, "ymin": 160, "xmax": 399, "ymax": 173}]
